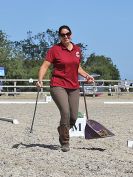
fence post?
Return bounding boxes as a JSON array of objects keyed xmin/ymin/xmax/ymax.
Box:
[
  {"xmin": 93, "ymin": 82, "xmax": 96, "ymax": 97},
  {"xmin": 14, "ymin": 81, "xmax": 16, "ymax": 96}
]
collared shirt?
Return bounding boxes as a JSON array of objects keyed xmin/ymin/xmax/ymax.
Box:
[{"xmin": 45, "ymin": 42, "xmax": 81, "ymax": 89}]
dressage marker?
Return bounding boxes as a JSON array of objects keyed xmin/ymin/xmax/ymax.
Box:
[
  {"xmin": 127, "ymin": 140, "xmax": 133, "ymax": 148},
  {"xmin": 69, "ymin": 115, "xmax": 86, "ymax": 137}
]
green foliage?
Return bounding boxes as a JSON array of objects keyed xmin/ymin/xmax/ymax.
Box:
[
  {"xmin": 5, "ymin": 57, "xmax": 26, "ymax": 78},
  {"xmin": 0, "ymin": 30, "xmax": 11, "ymax": 65},
  {"xmin": 77, "ymin": 43, "xmax": 87, "ymax": 66},
  {"xmin": 84, "ymin": 53, "xmax": 120, "ymax": 80},
  {"xmin": 12, "ymin": 30, "xmax": 59, "ymax": 60},
  {"xmin": 0, "ymin": 30, "xmax": 120, "ymax": 80}
]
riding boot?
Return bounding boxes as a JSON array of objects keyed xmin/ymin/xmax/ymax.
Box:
[{"xmin": 57, "ymin": 125, "xmax": 70, "ymax": 152}]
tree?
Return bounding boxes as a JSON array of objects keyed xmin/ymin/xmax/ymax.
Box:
[
  {"xmin": 13, "ymin": 29, "xmax": 59, "ymax": 60},
  {"xmin": 11, "ymin": 30, "xmax": 59, "ymax": 79},
  {"xmin": 5, "ymin": 56, "xmax": 26, "ymax": 79},
  {"xmin": 0, "ymin": 29, "xmax": 120, "ymax": 80},
  {"xmin": 84, "ymin": 53, "xmax": 120, "ymax": 80},
  {"xmin": 0, "ymin": 30, "xmax": 11, "ymax": 68},
  {"xmin": 12, "ymin": 29, "xmax": 88, "ymax": 79},
  {"xmin": 77, "ymin": 43, "xmax": 87, "ymax": 66}
]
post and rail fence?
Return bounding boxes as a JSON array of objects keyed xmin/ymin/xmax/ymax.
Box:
[{"xmin": 0, "ymin": 79, "xmax": 133, "ymax": 97}]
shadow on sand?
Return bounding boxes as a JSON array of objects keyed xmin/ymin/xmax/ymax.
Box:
[
  {"xmin": 12, "ymin": 143, "xmax": 106, "ymax": 152},
  {"xmin": 73, "ymin": 147, "xmax": 106, "ymax": 152},
  {"xmin": 12, "ymin": 143, "xmax": 60, "ymax": 150}
]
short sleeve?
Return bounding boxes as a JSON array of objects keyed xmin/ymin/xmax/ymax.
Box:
[{"xmin": 45, "ymin": 47, "xmax": 55, "ymax": 63}]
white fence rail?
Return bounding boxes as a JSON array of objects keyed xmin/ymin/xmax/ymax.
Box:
[{"xmin": 0, "ymin": 79, "xmax": 133, "ymax": 96}]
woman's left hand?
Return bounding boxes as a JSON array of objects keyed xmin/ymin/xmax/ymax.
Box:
[{"xmin": 86, "ymin": 75, "xmax": 95, "ymax": 83}]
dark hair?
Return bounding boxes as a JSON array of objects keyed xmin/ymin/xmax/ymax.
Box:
[{"xmin": 58, "ymin": 25, "xmax": 72, "ymax": 35}]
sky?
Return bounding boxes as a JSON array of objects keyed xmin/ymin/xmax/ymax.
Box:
[{"xmin": 0, "ymin": 0, "xmax": 133, "ymax": 80}]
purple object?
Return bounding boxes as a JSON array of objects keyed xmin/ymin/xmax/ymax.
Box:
[
  {"xmin": 82, "ymin": 82, "xmax": 115, "ymax": 139},
  {"xmin": 85, "ymin": 120, "xmax": 115, "ymax": 139}
]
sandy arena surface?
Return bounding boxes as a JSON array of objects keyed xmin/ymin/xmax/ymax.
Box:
[{"xmin": 0, "ymin": 94, "xmax": 133, "ymax": 177}]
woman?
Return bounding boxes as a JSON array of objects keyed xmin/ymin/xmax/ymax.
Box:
[{"xmin": 36, "ymin": 25, "xmax": 94, "ymax": 152}]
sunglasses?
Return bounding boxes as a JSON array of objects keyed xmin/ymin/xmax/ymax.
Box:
[{"xmin": 59, "ymin": 32, "xmax": 71, "ymax": 38}]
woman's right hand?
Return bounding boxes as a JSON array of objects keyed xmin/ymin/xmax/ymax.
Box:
[{"xmin": 36, "ymin": 81, "xmax": 43, "ymax": 88}]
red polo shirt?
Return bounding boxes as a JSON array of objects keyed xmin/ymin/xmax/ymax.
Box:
[{"xmin": 45, "ymin": 43, "xmax": 81, "ymax": 89}]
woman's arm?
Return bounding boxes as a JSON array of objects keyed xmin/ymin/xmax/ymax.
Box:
[
  {"xmin": 78, "ymin": 65, "xmax": 94, "ymax": 83},
  {"xmin": 36, "ymin": 60, "xmax": 51, "ymax": 87}
]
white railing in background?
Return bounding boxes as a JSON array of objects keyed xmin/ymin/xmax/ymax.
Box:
[{"xmin": 0, "ymin": 79, "xmax": 133, "ymax": 96}]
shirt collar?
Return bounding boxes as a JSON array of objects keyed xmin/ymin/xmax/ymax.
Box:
[{"xmin": 59, "ymin": 42, "xmax": 76, "ymax": 50}]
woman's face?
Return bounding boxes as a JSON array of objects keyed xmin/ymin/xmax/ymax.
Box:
[{"xmin": 59, "ymin": 28, "xmax": 72, "ymax": 45}]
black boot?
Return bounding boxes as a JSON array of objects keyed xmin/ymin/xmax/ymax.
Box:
[{"xmin": 57, "ymin": 125, "xmax": 70, "ymax": 152}]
